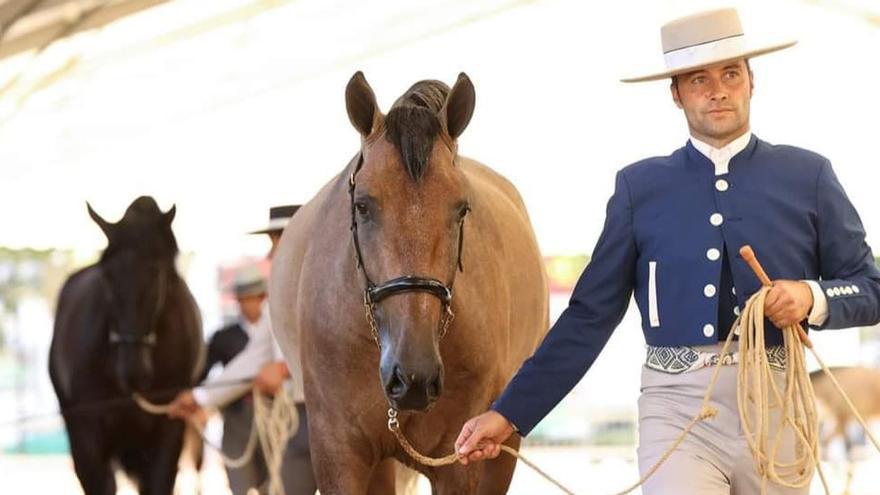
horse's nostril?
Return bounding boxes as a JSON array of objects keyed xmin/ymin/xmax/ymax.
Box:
[
  {"xmin": 387, "ymin": 365, "xmax": 409, "ymax": 399},
  {"xmin": 427, "ymin": 375, "xmax": 442, "ymax": 399},
  {"xmin": 395, "ymin": 366, "xmax": 411, "ymax": 386},
  {"xmin": 389, "ymin": 380, "xmax": 405, "ymax": 398}
]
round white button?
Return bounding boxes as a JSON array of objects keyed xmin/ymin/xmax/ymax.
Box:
[
  {"xmin": 704, "ymin": 284, "xmax": 717, "ymax": 297},
  {"xmin": 843, "ymin": 287, "xmax": 853, "ymax": 295},
  {"xmin": 826, "ymin": 288, "xmax": 835, "ymax": 297},
  {"xmin": 707, "ymin": 248, "xmax": 721, "ymax": 261},
  {"xmin": 703, "ymin": 324, "xmax": 715, "ymax": 337},
  {"xmin": 710, "ymin": 213, "xmax": 724, "ymax": 226},
  {"xmin": 715, "ymin": 179, "xmax": 729, "ymax": 192},
  {"xmin": 734, "ymin": 306, "xmax": 741, "ymax": 316},
  {"xmin": 732, "ymin": 287, "xmax": 736, "ymax": 296},
  {"xmin": 853, "ymin": 285, "xmax": 860, "ymax": 294},
  {"xmin": 833, "ymin": 288, "xmax": 842, "ymax": 296}
]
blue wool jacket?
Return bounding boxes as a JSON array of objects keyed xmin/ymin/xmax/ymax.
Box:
[{"xmin": 494, "ymin": 135, "xmax": 880, "ymax": 435}]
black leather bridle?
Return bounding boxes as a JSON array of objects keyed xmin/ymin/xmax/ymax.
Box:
[{"xmin": 348, "ymin": 152, "xmax": 468, "ymax": 348}]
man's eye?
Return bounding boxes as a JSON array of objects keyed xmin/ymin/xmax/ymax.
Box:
[
  {"xmin": 692, "ymin": 77, "xmax": 706, "ymax": 85},
  {"xmin": 724, "ymin": 71, "xmax": 740, "ymax": 79}
]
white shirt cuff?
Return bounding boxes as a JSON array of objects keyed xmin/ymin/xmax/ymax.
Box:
[
  {"xmin": 192, "ymin": 386, "xmax": 209, "ymax": 407},
  {"xmin": 803, "ymin": 280, "xmax": 829, "ymax": 326}
]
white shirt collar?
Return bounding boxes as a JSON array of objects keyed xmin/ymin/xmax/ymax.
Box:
[
  {"xmin": 239, "ymin": 313, "xmax": 265, "ymax": 339},
  {"xmin": 690, "ymin": 130, "xmax": 752, "ymax": 176}
]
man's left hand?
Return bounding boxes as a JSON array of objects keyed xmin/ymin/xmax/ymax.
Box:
[
  {"xmin": 254, "ymin": 361, "xmax": 290, "ymax": 395},
  {"xmin": 764, "ymin": 280, "xmax": 813, "ymax": 329}
]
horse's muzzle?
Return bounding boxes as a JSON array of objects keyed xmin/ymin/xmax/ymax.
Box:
[{"xmin": 383, "ymin": 363, "xmax": 443, "ymax": 411}]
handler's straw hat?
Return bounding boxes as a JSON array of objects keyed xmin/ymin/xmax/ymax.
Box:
[
  {"xmin": 621, "ymin": 7, "xmax": 796, "ymax": 83},
  {"xmin": 248, "ymin": 204, "xmax": 301, "ymax": 235},
  {"xmin": 232, "ymin": 263, "xmax": 267, "ymax": 298}
]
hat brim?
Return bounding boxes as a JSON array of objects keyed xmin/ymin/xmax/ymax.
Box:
[
  {"xmin": 247, "ymin": 217, "xmax": 290, "ymax": 235},
  {"xmin": 620, "ymin": 40, "xmax": 796, "ymax": 83}
]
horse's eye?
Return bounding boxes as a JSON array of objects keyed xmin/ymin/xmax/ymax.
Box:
[
  {"xmin": 459, "ymin": 203, "xmax": 471, "ymax": 219},
  {"xmin": 355, "ymin": 202, "xmax": 369, "ymax": 216}
]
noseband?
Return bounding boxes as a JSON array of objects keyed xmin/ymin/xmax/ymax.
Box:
[{"xmin": 348, "ymin": 152, "xmax": 468, "ymax": 349}]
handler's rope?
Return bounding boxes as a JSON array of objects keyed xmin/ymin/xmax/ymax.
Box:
[
  {"xmin": 385, "ymin": 246, "xmax": 880, "ymax": 495},
  {"xmin": 134, "ymin": 387, "xmax": 298, "ymax": 495},
  {"xmin": 133, "ymin": 390, "xmax": 259, "ymax": 468},
  {"xmin": 254, "ymin": 387, "xmax": 299, "ymax": 495}
]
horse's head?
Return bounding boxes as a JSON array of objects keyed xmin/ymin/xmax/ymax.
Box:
[
  {"xmin": 88, "ymin": 196, "xmax": 179, "ymax": 393},
  {"xmin": 345, "ymin": 72, "xmax": 475, "ymax": 411}
]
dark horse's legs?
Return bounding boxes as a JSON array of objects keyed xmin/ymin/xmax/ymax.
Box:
[
  {"xmin": 136, "ymin": 418, "xmax": 186, "ymax": 495},
  {"xmin": 65, "ymin": 416, "xmax": 116, "ymax": 495}
]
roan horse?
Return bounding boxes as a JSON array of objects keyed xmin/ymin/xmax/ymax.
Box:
[
  {"xmin": 270, "ymin": 72, "xmax": 549, "ymax": 494},
  {"xmin": 49, "ymin": 196, "xmax": 203, "ymax": 495},
  {"xmin": 811, "ymin": 366, "xmax": 880, "ymax": 458}
]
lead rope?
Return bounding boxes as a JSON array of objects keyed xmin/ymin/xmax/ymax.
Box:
[
  {"xmin": 133, "ymin": 387, "xmax": 299, "ymax": 495},
  {"xmin": 385, "ymin": 246, "xmax": 880, "ymax": 495}
]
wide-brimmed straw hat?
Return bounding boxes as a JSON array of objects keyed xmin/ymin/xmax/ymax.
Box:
[
  {"xmin": 232, "ymin": 263, "xmax": 267, "ymax": 298},
  {"xmin": 621, "ymin": 8, "xmax": 796, "ymax": 83},
  {"xmin": 248, "ymin": 204, "xmax": 301, "ymax": 235}
]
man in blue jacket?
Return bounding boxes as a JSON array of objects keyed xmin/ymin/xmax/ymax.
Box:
[{"xmin": 455, "ymin": 8, "xmax": 880, "ymax": 494}]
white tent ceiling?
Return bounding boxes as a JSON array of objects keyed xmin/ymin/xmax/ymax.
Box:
[{"xmin": 0, "ymin": 0, "xmax": 879, "ymax": 263}]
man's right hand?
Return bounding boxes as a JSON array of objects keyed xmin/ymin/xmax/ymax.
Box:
[
  {"xmin": 454, "ymin": 410, "xmax": 516, "ymax": 465},
  {"xmin": 167, "ymin": 390, "xmax": 201, "ymax": 420}
]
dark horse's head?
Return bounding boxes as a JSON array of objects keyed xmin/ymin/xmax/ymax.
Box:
[
  {"xmin": 88, "ymin": 196, "xmax": 178, "ymax": 393},
  {"xmin": 345, "ymin": 72, "xmax": 476, "ymax": 411}
]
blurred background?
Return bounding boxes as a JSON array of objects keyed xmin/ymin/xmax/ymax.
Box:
[{"xmin": 1, "ymin": 0, "xmax": 879, "ymax": 493}]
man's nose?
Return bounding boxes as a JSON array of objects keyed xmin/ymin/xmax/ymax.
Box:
[{"xmin": 709, "ymin": 89, "xmax": 728, "ymax": 101}]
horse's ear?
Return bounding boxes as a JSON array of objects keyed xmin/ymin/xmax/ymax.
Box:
[
  {"xmin": 345, "ymin": 71, "xmax": 383, "ymax": 137},
  {"xmin": 87, "ymin": 202, "xmax": 114, "ymax": 240},
  {"xmin": 442, "ymin": 73, "xmax": 476, "ymax": 140},
  {"xmin": 164, "ymin": 204, "xmax": 176, "ymax": 224}
]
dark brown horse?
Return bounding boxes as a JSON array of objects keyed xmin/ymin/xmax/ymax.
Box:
[
  {"xmin": 49, "ymin": 196, "xmax": 203, "ymax": 495},
  {"xmin": 270, "ymin": 72, "xmax": 549, "ymax": 494}
]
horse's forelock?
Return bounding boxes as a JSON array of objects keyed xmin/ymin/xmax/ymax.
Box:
[
  {"xmin": 382, "ymin": 80, "xmax": 451, "ymax": 182},
  {"xmin": 384, "ymin": 107, "xmax": 440, "ymax": 182},
  {"xmin": 391, "ymin": 80, "xmax": 449, "ymax": 114}
]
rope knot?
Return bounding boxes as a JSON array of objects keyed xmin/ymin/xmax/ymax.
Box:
[{"xmin": 699, "ymin": 406, "xmax": 718, "ymax": 420}]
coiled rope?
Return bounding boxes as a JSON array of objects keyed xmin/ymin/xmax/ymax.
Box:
[{"xmin": 134, "ymin": 386, "xmax": 298, "ymax": 495}]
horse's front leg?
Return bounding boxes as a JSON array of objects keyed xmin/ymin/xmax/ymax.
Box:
[
  {"xmin": 428, "ymin": 461, "xmax": 482, "ymax": 494},
  {"xmin": 65, "ymin": 416, "xmax": 116, "ymax": 495},
  {"xmin": 477, "ymin": 434, "xmax": 521, "ymax": 495},
  {"xmin": 367, "ymin": 458, "xmax": 399, "ymax": 495},
  {"xmin": 140, "ymin": 417, "xmax": 185, "ymax": 495},
  {"xmin": 309, "ymin": 415, "xmax": 383, "ymax": 495}
]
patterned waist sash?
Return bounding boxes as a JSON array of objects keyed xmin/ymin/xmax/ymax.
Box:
[{"xmin": 646, "ymin": 345, "xmax": 787, "ymax": 374}]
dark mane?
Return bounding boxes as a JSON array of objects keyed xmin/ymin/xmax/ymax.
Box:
[
  {"xmin": 101, "ymin": 196, "xmax": 178, "ymax": 262},
  {"xmin": 384, "ymin": 80, "xmax": 449, "ymax": 181}
]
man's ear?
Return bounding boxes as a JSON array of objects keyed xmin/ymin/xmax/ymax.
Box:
[
  {"xmin": 749, "ymin": 70, "xmax": 755, "ymax": 98},
  {"xmin": 670, "ymin": 79, "xmax": 683, "ymax": 109}
]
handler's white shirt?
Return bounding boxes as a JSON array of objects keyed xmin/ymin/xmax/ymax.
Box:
[
  {"xmin": 690, "ymin": 131, "xmax": 828, "ymax": 327},
  {"xmin": 193, "ymin": 301, "xmax": 305, "ymax": 407}
]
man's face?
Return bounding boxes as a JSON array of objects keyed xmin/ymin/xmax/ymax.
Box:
[
  {"xmin": 267, "ymin": 232, "xmax": 282, "ymax": 260},
  {"xmin": 238, "ymin": 293, "xmax": 266, "ymax": 323},
  {"xmin": 671, "ymin": 59, "xmax": 754, "ymax": 146}
]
